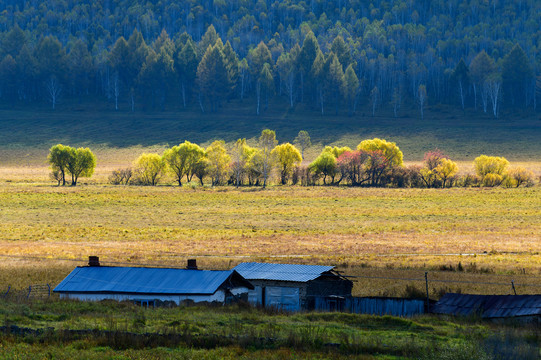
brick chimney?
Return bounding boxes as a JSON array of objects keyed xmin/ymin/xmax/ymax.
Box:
[
  {"xmin": 88, "ymin": 256, "xmax": 100, "ymax": 267},
  {"xmin": 186, "ymin": 259, "xmax": 198, "ymax": 270}
]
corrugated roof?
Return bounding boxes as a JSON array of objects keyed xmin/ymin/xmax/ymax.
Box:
[
  {"xmin": 54, "ymin": 267, "xmax": 245, "ymax": 295},
  {"xmin": 233, "ymin": 262, "xmax": 334, "ymax": 282},
  {"xmin": 433, "ymin": 293, "xmax": 541, "ymax": 318}
]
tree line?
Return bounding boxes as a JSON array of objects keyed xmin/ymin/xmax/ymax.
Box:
[
  {"xmin": 1, "ymin": 0, "xmax": 541, "ymax": 116},
  {"xmin": 48, "ymin": 130, "xmax": 537, "ymax": 188}
]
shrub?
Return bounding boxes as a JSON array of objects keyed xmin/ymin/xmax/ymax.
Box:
[
  {"xmin": 132, "ymin": 153, "xmax": 165, "ymax": 186},
  {"xmin": 482, "ymin": 173, "xmax": 503, "ymax": 187},
  {"xmin": 109, "ymin": 168, "xmax": 133, "ymax": 185},
  {"xmin": 508, "ymin": 167, "xmax": 535, "ymax": 187},
  {"xmin": 474, "ymin": 155, "xmax": 509, "ymax": 179},
  {"xmin": 389, "ymin": 165, "xmax": 423, "ymax": 188},
  {"xmin": 456, "ymin": 174, "xmax": 480, "ymax": 187}
]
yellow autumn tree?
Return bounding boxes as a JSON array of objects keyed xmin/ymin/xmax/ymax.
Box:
[{"xmin": 271, "ymin": 143, "xmax": 302, "ymax": 184}]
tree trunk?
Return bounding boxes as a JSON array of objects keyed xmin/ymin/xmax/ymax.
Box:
[{"xmin": 181, "ymin": 83, "xmax": 186, "ymax": 108}]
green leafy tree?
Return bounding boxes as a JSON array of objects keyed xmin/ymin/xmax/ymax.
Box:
[
  {"xmin": 293, "ymin": 130, "xmax": 311, "ymax": 159},
  {"xmin": 66, "ymin": 147, "xmax": 97, "ymax": 186},
  {"xmin": 271, "ymin": 143, "xmax": 302, "ymax": 185},
  {"xmin": 309, "ymin": 151, "xmax": 337, "ymax": 185},
  {"xmin": 47, "ymin": 144, "xmax": 72, "ymax": 186},
  {"xmin": 163, "ymin": 141, "xmax": 205, "ymax": 186},
  {"xmin": 133, "ymin": 153, "xmax": 165, "ymax": 186}
]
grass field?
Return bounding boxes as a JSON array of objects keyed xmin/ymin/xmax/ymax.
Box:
[
  {"xmin": 0, "ymin": 104, "xmax": 540, "ymax": 358},
  {"xmin": 0, "ymin": 299, "xmax": 539, "ymax": 359},
  {"xmin": 0, "ymin": 182, "xmax": 540, "ymax": 296},
  {"xmin": 1, "ymin": 103, "xmax": 540, "ymax": 294}
]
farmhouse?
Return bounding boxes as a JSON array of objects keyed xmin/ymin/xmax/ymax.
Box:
[
  {"xmin": 233, "ymin": 262, "xmax": 353, "ymax": 311},
  {"xmin": 54, "ymin": 258, "xmax": 253, "ymax": 306},
  {"xmin": 433, "ymin": 293, "xmax": 541, "ymax": 322}
]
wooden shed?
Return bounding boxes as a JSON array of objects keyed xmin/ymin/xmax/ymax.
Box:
[
  {"xmin": 233, "ymin": 262, "xmax": 353, "ymax": 311},
  {"xmin": 54, "ymin": 259, "xmax": 253, "ymax": 306},
  {"xmin": 433, "ymin": 293, "xmax": 541, "ymax": 322}
]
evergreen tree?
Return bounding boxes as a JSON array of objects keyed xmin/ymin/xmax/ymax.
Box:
[
  {"xmin": 196, "ymin": 43, "xmax": 229, "ymax": 112},
  {"xmin": 344, "ymin": 64, "xmax": 359, "ymax": 116},
  {"xmin": 330, "ymin": 35, "xmax": 351, "ymax": 68},
  {"xmin": 175, "ymin": 39, "xmax": 198, "ymax": 107},
  {"xmin": 502, "ymin": 44, "xmax": 533, "ymax": 107},
  {"xmin": 297, "ymin": 31, "xmax": 319, "ymax": 102},
  {"xmin": 450, "ymin": 59, "xmax": 470, "ymax": 112},
  {"xmin": 326, "ymin": 54, "xmax": 346, "ymax": 115}
]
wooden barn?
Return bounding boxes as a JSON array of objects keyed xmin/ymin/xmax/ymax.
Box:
[
  {"xmin": 54, "ymin": 258, "xmax": 253, "ymax": 306},
  {"xmin": 233, "ymin": 262, "xmax": 353, "ymax": 311},
  {"xmin": 433, "ymin": 293, "xmax": 541, "ymax": 322}
]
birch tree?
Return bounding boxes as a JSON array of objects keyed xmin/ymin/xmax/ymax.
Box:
[{"xmin": 259, "ymin": 129, "xmax": 278, "ymax": 187}]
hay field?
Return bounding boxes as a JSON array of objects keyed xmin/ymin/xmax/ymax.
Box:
[{"xmin": 0, "ymin": 175, "xmax": 540, "ymax": 297}]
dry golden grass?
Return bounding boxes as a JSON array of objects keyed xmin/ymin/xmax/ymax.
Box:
[{"xmin": 0, "ymin": 176, "xmax": 539, "ymax": 296}]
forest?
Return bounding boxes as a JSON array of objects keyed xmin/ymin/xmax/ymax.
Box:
[{"xmin": 0, "ymin": 0, "xmax": 539, "ymax": 116}]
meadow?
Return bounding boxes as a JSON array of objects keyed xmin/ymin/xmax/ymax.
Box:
[
  {"xmin": 0, "ymin": 182, "xmax": 540, "ymax": 297},
  {"xmin": 0, "ymin": 299, "xmax": 539, "ymax": 359}
]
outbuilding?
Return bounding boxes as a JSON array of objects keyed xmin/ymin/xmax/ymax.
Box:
[
  {"xmin": 433, "ymin": 293, "xmax": 541, "ymax": 322},
  {"xmin": 54, "ymin": 258, "xmax": 253, "ymax": 306},
  {"xmin": 233, "ymin": 262, "xmax": 353, "ymax": 311}
]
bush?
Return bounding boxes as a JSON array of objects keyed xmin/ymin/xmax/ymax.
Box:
[
  {"xmin": 109, "ymin": 168, "xmax": 133, "ymax": 185},
  {"xmin": 508, "ymin": 167, "xmax": 535, "ymax": 187},
  {"xmin": 456, "ymin": 174, "xmax": 480, "ymax": 187},
  {"xmin": 474, "ymin": 155, "xmax": 509, "ymax": 177},
  {"xmin": 389, "ymin": 165, "xmax": 423, "ymax": 188},
  {"xmin": 482, "ymin": 173, "xmax": 503, "ymax": 187},
  {"xmin": 132, "ymin": 153, "xmax": 165, "ymax": 186}
]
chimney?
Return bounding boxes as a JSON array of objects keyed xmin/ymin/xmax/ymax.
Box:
[
  {"xmin": 186, "ymin": 259, "xmax": 198, "ymax": 270},
  {"xmin": 88, "ymin": 256, "xmax": 100, "ymax": 267}
]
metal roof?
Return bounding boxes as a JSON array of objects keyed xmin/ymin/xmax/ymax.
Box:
[
  {"xmin": 233, "ymin": 262, "xmax": 335, "ymax": 282},
  {"xmin": 54, "ymin": 267, "xmax": 250, "ymax": 295},
  {"xmin": 433, "ymin": 293, "xmax": 541, "ymax": 318}
]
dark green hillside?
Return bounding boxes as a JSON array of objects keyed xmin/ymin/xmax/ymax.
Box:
[{"xmin": 1, "ymin": 101, "xmax": 540, "ymax": 161}]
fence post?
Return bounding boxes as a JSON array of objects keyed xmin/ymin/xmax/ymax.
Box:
[
  {"xmin": 27, "ymin": 285, "xmax": 31, "ymax": 299},
  {"xmin": 47, "ymin": 284, "xmax": 51, "ymax": 297},
  {"xmin": 424, "ymin": 272, "xmax": 429, "ymax": 313},
  {"xmin": 511, "ymin": 280, "xmax": 517, "ymax": 295}
]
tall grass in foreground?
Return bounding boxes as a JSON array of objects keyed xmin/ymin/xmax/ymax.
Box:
[{"xmin": 0, "ymin": 299, "xmax": 539, "ymax": 359}]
